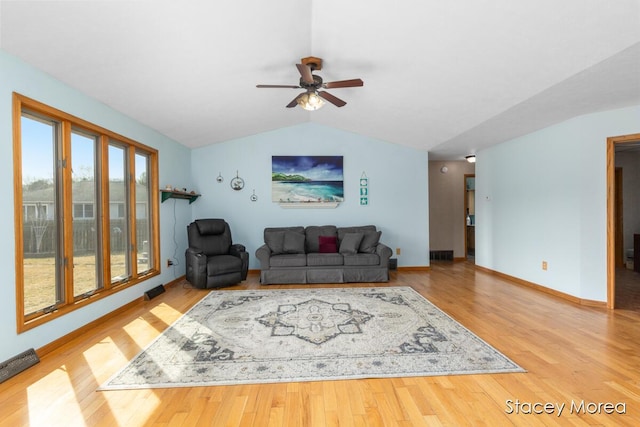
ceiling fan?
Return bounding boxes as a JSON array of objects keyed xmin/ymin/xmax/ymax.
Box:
[{"xmin": 256, "ymin": 57, "xmax": 363, "ymax": 110}]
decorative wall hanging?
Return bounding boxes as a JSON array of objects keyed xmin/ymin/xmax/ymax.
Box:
[
  {"xmin": 216, "ymin": 173, "xmax": 224, "ymax": 183},
  {"xmin": 250, "ymin": 189, "xmax": 258, "ymax": 202},
  {"xmin": 271, "ymin": 156, "xmax": 343, "ymax": 208},
  {"xmin": 359, "ymin": 171, "xmax": 368, "ymax": 205},
  {"xmin": 230, "ymin": 171, "xmax": 244, "ymax": 191}
]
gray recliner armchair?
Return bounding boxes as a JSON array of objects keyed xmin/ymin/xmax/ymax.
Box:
[{"xmin": 185, "ymin": 219, "xmax": 248, "ymax": 288}]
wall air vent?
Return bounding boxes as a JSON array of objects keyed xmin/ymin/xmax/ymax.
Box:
[
  {"xmin": 429, "ymin": 250, "xmax": 454, "ymax": 261},
  {"xmin": 0, "ymin": 348, "xmax": 40, "ymax": 383}
]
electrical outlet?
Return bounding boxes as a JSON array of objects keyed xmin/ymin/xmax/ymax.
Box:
[
  {"xmin": 167, "ymin": 259, "xmax": 174, "ymax": 267},
  {"xmin": 396, "ymin": 248, "xmax": 401, "ymax": 256},
  {"xmin": 542, "ymin": 261, "xmax": 548, "ymax": 271}
]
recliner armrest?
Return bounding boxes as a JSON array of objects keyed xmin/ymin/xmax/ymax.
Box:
[
  {"xmin": 229, "ymin": 243, "xmax": 246, "ymax": 255},
  {"xmin": 185, "ymin": 247, "xmax": 207, "ymax": 288},
  {"xmin": 186, "ymin": 247, "xmax": 204, "ymax": 256},
  {"xmin": 230, "ymin": 244, "xmax": 249, "ymax": 280}
]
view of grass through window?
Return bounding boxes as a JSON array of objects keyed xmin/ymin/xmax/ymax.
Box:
[{"xmin": 21, "ymin": 114, "xmax": 60, "ymax": 314}]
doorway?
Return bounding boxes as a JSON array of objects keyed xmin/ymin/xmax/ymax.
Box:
[
  {"xmin": 464, "ymin": 175, "xmax": 475, "ymax": 260},
  {"xmin": 607, "ymin": 132, "xmax": 640, "ymax": 309}
]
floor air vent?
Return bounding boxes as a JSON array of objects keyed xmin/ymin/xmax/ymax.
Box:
[
  {"xmin": 0, "ymin": 348, "xmax": 40, "ymax": 383},
  {"xmin": 430, "ymin": 250, "xmax": 453, "ymax": 261}
]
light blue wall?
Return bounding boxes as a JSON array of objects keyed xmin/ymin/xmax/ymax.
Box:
[
  {"xmin": 8, "ymin": 37, "xmax": 633, "ymax": 361},
  {"xmin": 0, "ymin": 50, "xmax": 193, "ymax": 361},
  {"xmin": 190, "ymin": 123, "xmax": 430, "ymax": 269},
  {"xmin": 476, "ymin": 104, "xmax": 640, "ymax": 302}
]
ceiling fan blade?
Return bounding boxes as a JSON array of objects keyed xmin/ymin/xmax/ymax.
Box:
[
  {"xmin": 318, "ymin": 91, "xmax": 347, "ymax": 107},
  {"xmin": 296, "ymin": 63, "xmax": 314, "ymax": 84},
  {"xmin": 256, "ymin": 84, "xmax": 301, "ymax": 88},
  {"xmin": 323, "ymin": 79, "xmax": 364, "ymax": 89},
  {"xmin": 286, "ymin": 93, "xmax": 305, "ymax": 108}
]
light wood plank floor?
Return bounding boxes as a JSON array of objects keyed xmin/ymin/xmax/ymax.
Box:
[
  {"xmin": 616, "ymin": 267, "xmax": 640, "ymax": 311},
  {"xmin": 1, "ymin": 262, "xmax": 639, "ymax": 426}
]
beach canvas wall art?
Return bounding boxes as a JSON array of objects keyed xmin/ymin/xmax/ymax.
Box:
[{"xmin": 272, "ymin": 156, "xmax": 344, "ymax": 204}]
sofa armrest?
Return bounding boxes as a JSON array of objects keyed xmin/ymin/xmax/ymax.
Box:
[
  {"xmin": 185, "ymin": 247, "xmax": 207, "ymax": 288},
  {"xmin": 255, "ymin": 244, "xmax": 272, "ymax": 270},
  {"xmin": 230, "ymin": 244, "xmax": 249, "ymax": 280},
  {"xmin": 376, "ymin": 243, "xmax": 393, "ymax": 265}
]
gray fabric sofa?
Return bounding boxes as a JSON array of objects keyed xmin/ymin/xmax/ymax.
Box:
[{"xmin": 255, "ymin": 225, "xmax": 392, "ymax": 284}]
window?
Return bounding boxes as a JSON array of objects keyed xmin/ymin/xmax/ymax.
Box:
[
  {"xmin": 73, "ymin": 203, "xmax": 94, "ymax": 219},
  {"xmin": 13, "ymin": 93, "xmax": 159, "ymax": 332},
  {"xmin": 109, "ymin": 203, "xmax": 125, "ymax": 219},
  {"xmin": 23, "ymin": 204, "xmax": 48, "ymax": 221}
]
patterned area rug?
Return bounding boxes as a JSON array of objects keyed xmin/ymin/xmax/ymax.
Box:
[{"xmin": 100, "ymin": 287, "xmax": 524, "ymax": 390}]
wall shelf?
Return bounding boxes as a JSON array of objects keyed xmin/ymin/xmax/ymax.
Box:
[{"xmin": 160, "ymin": 190, "xmax": 201, "ymax": 204}]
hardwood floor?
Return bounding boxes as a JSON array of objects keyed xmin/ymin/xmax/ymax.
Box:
[
  {"xmin": 1, "ymin": 262, "xmax": 639, "ymax": 426},
  {"xmin": 616, "ymin": 267, "xmax": 640, "ymax": 310}
]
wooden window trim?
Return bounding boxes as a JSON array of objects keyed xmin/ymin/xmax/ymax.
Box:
[{"xmin": 13, "ymin": 93, "xmax": 160, "ymax": 333}]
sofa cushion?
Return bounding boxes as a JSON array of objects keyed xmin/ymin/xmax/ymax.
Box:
[
  {"xmin": 359, "ymin": 230, "xmax": 382, "ymax": 254},
  {"xmin": 307, "ymin": 253, "xmax": 344, "ymax": 266},
  {"xmin": 283, "ymin": 230, "xmax": 306, "ymax": 254},
  {"xmin": 338, "ymin": 225, "xmax": 376, "ymax": 247},
  {"xmin": 339, "ymin": 232, "xmax": 364, "ymax": 254},
  {"xmin": 343, "ymin": 253, "xmax": 380, "ymax": 266},
  {"xmin": 305, "ymin": 226, "xmax": 337, "ymax": 253},
  {"xmin": 264, "ymin": 227, "xmax": 305, "ymax": 254},
  {"xmin": 264, "ymin": 231, "xmax": 285, "ymax": 254},
  {"xmin": 270, "ymin": 254, "xmax": 307, "ymax": 267},
  {"xmin": 318, "ymin": 235, "xmax": 338, "ymax": 253}
]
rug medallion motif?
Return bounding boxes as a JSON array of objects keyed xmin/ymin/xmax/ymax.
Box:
[{"xmin": 256, "ymin": 298, "xmax": 373, "ymax": 344}]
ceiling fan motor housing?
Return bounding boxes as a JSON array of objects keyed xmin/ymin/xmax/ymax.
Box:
[{"xmin": 300, "ymin": 74, "xmax": 323, "ymax": 89}]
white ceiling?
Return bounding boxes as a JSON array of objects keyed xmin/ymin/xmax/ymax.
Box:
[{"xmin": 1, "ymin": 0, "xmax": 639, "ymax": 160}]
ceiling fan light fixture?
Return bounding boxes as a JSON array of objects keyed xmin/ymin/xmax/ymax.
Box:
[
  {"xmin": 257, "ymin": 57, "xmax": 361, "ymax": 109},
  {"xmin": 465, "ymin": 155, "xmax": 476, "ymax": 163},
  {"xmin": 297, "ymin": 91, "xmax": 325, "ymax": 111}
]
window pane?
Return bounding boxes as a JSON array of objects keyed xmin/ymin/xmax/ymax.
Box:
[
  {"xmin": 23, "ymin": 205, "xmax": 35, "ymax": 221},
  {"xmin": 73, "ymin": 203, "xmax": 83, "ymax": 218},
  {"xmin": 21, "ymin": 114, "xmax": 60, "ymax": 315},
  {"xmin": 135, "ymin": 152, "xmax": 151, "ymax": 272},
  {"xmin": 109, "ymin": 144, "xmax": 130, "ymax": 282},
  {"xmin": 72, "ymin": 130, "xmax": 100, "ymax": 297}
]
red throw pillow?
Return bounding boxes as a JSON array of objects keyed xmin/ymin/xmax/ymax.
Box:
[{"xmin": 318, "ymin": 235, "xmax": 337, "ymax": 253}]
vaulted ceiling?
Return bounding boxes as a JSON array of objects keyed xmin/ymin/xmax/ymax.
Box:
[{"xmin": 2, "ymin": 0, "xmax": 639, "ymax": 160}]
